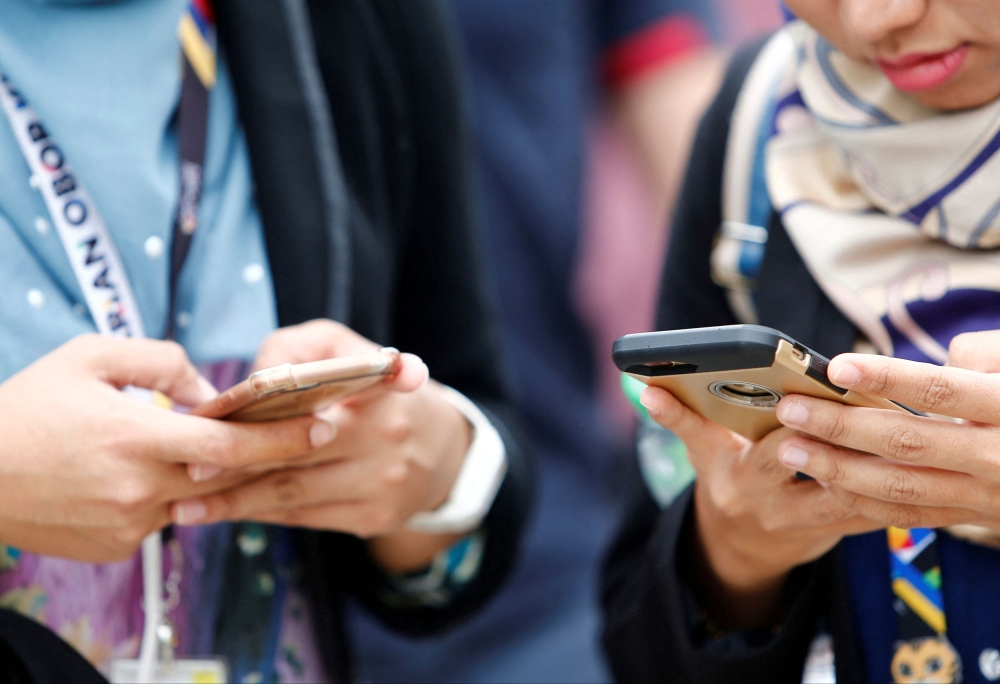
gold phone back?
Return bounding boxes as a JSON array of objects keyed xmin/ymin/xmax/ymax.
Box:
[
  {"xmin": 227, "ymin": 374, "xmax": 384, "ymax": 422},
  {"xmin": 630, "ymin": 340, "xmax": 906, "ymax": 440}
]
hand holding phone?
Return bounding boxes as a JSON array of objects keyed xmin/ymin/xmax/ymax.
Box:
[
  {"xmin": 620, "ymin": 327, "xmax": 883, "ymax": 628},
  {"xmin": 172, "ymin": 320, "xmax": 472, "ymax": 572}
]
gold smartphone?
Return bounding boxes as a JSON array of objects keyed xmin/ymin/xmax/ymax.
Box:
[
  {"xmin": 190, "ymin": 348, "xmax": 401, "ymax": 422},
  {"xmin": 613, "ymin": 325, "xmax": 913, "ymax": 441}
]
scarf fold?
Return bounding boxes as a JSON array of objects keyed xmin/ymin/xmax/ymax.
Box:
[{"xmin": 766, "ymin": 21, "xmax": 1000, "ymax": 364}]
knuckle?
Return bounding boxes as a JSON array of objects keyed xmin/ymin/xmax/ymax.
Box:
[
  {"xmin": 203, "ymin": 431, "xmax": 240, "ymax": 468},
  {"xmin": 759, "ymin": 515, "xmax": 783, "ymax": 534},
  {"xmin": 919, "ymin": 371, "xmax": 957, "ymax": 411},
  {"xmin": 822, "ymin": 410, "xmax": 850, "ymax": 442},
  {"xmin": 813, "ymin": 499, "xmax": 851, "ymax": 524},
  {"xmin": 364, "ymin": 506, "xmax": 403, "ymax": 537},
  {"xmin": 751, "ymin": 449, "xmax": 783, "ymax": 479},
  {"xmin": 272, "ymin": 473, "xmax": 305, "ymax": 506},
  {"xmin": 381, "ymin": 419, "xmax": 414, "ymax": 445},
  {"xmin": 113, "ymin": 478, "xmax": 157, "ymax": 514},
  {"xmin": 709, "ymin": 480, "xmax": 742, "ymax": 518},
  {"xmin": 381, "ymin": 462, "xmax": 410, "ymax": 489},
  {"xmin": 834, "ymin": 487, "xmax": 862, "ymax": 510},
  {"xmin": 884, "ymin": 424, "xmax": 927, "ymax": 462},
  {"xmin": 948, "ymin": 333, "xmax": 977, "ymax": 368},
  {"xmin": 885, "ymin": 505, "xmax": 923, "ymax": 530},
  {"xmin": 820, "ymin": 456, "xmax": 848, "ymax": 487},
  {"xmin": 869, "ymin": 364, "xmax": 896, "ymax": 395},
  {"xmin": 877, "ymin": 472, "xmax": 922, "ymax": 504},
  {"xmin": 110, "ymin": 523, "xmax": 150, "ymax": 553},
  {"xmin": 161, "ymin": 339, "xmax": 186, "ymax": 363}
]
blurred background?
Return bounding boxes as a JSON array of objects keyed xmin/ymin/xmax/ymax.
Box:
[{"xmin": 347, "ymin": 1, "xmax": 784, "ymax": 682}]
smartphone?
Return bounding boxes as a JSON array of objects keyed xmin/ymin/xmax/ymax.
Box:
[
  {"xmin": 190, "ymin": 348, "xmax": 401, "ymax": 422},
  {"xmin": 612, "ymin": 325, "xmax": 912, "ymax": 440}
]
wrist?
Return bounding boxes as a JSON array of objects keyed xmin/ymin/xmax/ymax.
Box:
[
  {"xmin": 692, "ymin": 482, "xmax": 792, "ymax": 628},
  {"xmin": 368, "ymin": 528, "xmax": 463, "ymax": 574},
  {"xmin": 406, "ymin": 386, "xmax": 507, "ymax": 535}
]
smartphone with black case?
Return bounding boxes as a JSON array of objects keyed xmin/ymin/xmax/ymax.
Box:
[{"xmin": 613, "ymin": 325, "xmax": 912, "ymax": 440}]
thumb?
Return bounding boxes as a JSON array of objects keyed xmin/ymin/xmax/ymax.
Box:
[
  {"xmin": 78, "ymin": 336, "xmax": 217, "ymax": 407},
  {"xmin": 639, "ymin": 385, "xmax": 748, "ymax": 463},
  {"xmin": 383, "ymin": 353, "xmax": 428, "ymax": 392}
]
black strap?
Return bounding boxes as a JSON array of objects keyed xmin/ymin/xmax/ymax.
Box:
[{"xmin": 166, "ymin": 51, "xmax": 212, "ymax": 340}]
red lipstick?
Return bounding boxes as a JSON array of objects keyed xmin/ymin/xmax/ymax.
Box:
[{"xmin": 877, "ymin": 45, "xmax": 970, "ymax": 92}]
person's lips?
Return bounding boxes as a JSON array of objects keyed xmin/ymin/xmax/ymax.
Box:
[{"xmin": 877, "ymin": 44, "xmax": 970, "ymax": 92}]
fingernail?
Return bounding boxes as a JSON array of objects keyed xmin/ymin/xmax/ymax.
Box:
[
  {"xmin": 638, "ymin": 388, "xmax": 658, "ymax": 414},
  {"xmin": 174, "ymin": 500, "xmax": 207, "ymax": 526},
  {"xmin": 189, "ymin": 464, "xmax": 224, "ymax": 483},
  {"xmin": 197, "ymin": 375, "xmax": 219, "ymax": 402},
  {"xmin": 310, "ymin": 420, "xmax": 336, "ymax": 448},
  {"xmin": 831, "ymin": 362, "xmax": 861, "ymax": 387},
  {"xmin": 778, "ymin": 400, "xmax": 810, "ymax": 426},
  {"xmin": 779, "ymin": 444, "xmax": 810, "ymax": 468},
  {"xmin": 817, "ymin": 480, "xmax": 830, "ymax": 489}
]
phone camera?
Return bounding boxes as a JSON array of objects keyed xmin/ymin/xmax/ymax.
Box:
[{"xmin": 708, "ymin": 381, "xmax": 783, "ymax": 408}]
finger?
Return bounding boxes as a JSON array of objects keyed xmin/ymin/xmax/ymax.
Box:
[
  {"xmin": 153, "ymin": 412, "xmax": 336, "ymax": 470},
  {"xmin": 827, "ymin": 353, "xmax": 1000, "ymax": 422},
  {"xmin": 244, "ymin": 502, "xmax": 396, "ymax": 537},
  {"xmin": 253, "ymin": 320, "xmax": 374, "ymax": 371},
  {"xmin": 75, "ymin": 335, "xmax": 217, "ymax": 406},
  {"xmin": 760, "ymin": 476, "xmax": 864, "ymax": 529},
  {"xmin": 948, "ymin": 331, "xmax": 1000, "ymax": 373},
  {"xmin": 777, "ymin": 436, "xmax": 993, "ymax": 512},
  {"xmin": 639, "ymin": 386, "xmax": 749, "ymax": 461},
  {"xmin": 825, "ymin": 485, "xmax": 992, "ymax": 530},
  {"xmin": 383, "ymin": 353, "xmax": 428, "ymax": 393},
  {"xmin": 740, "ymin": 425, "xmax": 802, "ymax": 484},
  {"xmin": 776, "ymin": 395, "xmax": 994, "ymax": 476},
  {"xmin": 172, "ymin": 458, "xmax": 379, "ymax": 525}
]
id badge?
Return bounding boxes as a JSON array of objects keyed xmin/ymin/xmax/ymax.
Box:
[{"xmin": 108, "ymin": 658, "xmax": 228, "ymax": 684}]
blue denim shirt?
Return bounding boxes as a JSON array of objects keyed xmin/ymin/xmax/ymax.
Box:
[{"xmin": 0, "ymin": 0, "xmax": 277, "ymax": 382}]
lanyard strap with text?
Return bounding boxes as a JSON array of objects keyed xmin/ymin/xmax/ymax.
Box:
[
  {"xmin": 0, "ymin": 2, "xmax": 218, "ymax": 681},
  {"xmin": 0, "ymin": 0, "xmax": 215, "ymax": 340}
]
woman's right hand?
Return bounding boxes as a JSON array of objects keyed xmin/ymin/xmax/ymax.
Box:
[
  {"xmin": 639, "ymin": 385, "xmax": 881, "ymax": 628},
  {"xmin": 0, "ymin": 335, "xmax": 330, "ymax": 563}
]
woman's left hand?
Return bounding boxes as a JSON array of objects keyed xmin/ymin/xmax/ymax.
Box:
[
  {"xmin": 171, "ymin": 320, "xmax": 471, "ymax": 570},
  {"xmin": 773, "ymin": 331, "xmax": 1000, "ymax": 530}
]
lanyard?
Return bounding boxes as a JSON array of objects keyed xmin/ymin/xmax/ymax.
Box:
[
  {"xmin": 0, "ymin": 2, "xmax": 217, "ymax": 681},
  {"xmin": 887, "ymin": 527, "xmax": 961, "ymax": 681}
]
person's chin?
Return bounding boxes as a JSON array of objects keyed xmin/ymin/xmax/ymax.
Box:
[{"xmin": 909, "ymin": 61, "xmax": 1000, "ymax": 111}]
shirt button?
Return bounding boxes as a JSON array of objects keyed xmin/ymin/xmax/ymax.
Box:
[
  {"xmin": 34, "ymin": 217, "xmax": 50, "ymax": 235},
  {"xmin": 26, "ymin": 289, "xmax": 45, "ymax": 308},
  {"xmin": 176, "ymin": 311, "xmax": 192, "ymax": 329},
  {"xmin": 144, "ymin": 236, "xmax": 165, "ymax": 259},
  {"xmin": 242, "ymin": 263, "xmax": 265, "ymax": 284}
]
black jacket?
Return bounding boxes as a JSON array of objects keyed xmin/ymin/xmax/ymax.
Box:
[
  {"xmin": 3, "ymin": 1, "xmax": 532, "ymax": 681},
  {"xmin": 601, "ymin": 40, "xmax": 869, "ymax": 684}
]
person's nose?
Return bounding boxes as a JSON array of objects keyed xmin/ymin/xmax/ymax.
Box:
[{"xmin": 841, "ymin": 0, "xmax": 927, "ymax": 44}]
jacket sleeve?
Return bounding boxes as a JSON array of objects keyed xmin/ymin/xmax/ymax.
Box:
[
  {"xmin": 602, "ymin": 477, "xmax": 831, "ymax": 684},
  {"xmin": 314, "ymin": 0, "xmax": 534, "ymax": 637},
  {"xmin": 601, "ymin": 41, "xmax": 835, "ymax": 683}
]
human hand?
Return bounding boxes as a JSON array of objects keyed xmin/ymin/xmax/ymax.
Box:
[
  {"xmin": 171, "ymin": 320, "xmax": 472, "ymax": 571},
  {"xmin": 775, "ymin": 332, "xmax": 1000, "ymax": 531},
  {"xmin": 640, "ymin": 385, "xmax": 879, "ymax": 627},
  {"xmin": 0, "ymin": 335, "xmax": 332, "ymax": 563}
]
